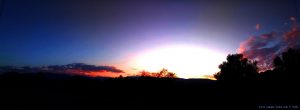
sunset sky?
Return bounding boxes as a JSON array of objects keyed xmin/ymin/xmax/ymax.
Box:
[{"xmin": 1, "ymin": 0, "xmax": 300, "ymax": 78}]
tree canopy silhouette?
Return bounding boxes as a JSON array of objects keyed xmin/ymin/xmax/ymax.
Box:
[
  {"xmin": 261, "ymin": 48, "xmax": 300, "ymax": 80},
  {"xmin": 214, "ymin": 54, "xmax": 259, "ymax": 81},
  {"xmin": 140, "ymin": 68, "xmax": 177, "ymax": 78}
]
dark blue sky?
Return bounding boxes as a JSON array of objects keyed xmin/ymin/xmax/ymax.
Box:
[{"xmin": 1, "ymin": 0, "xmax": 300, "ymax": 67}]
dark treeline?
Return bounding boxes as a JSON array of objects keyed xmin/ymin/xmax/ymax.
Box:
[
  {"xmin": 215, "ymin": 48, "xmax": 300, "ymax": 82},
  {"xmin": 0, "ymin": 48, "xmax": 299, "ymax": 110}
]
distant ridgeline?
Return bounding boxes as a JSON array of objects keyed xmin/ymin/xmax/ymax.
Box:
[{"xmin": 1, "ymin": 48, "xmax": 300, "ymax": 81}]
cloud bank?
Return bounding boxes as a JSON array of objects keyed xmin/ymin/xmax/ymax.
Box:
[
  {"xmin": 238, "ymin": 17, "xmax": 300, "ymax": 71},
  {"xmin": 0, "ymin": 63, "xmax": 124, "ymax": 77}
]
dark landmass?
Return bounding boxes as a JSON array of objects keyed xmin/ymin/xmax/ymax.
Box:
[
  {"xmin": 0, "ymin": 72, "xmax": 299, "ymax": 110},
  {"xmin": 1, "ymin": 48, "xmax": 299, "ymax": 110}
]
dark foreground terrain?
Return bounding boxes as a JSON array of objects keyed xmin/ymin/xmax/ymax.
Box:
[{"xmin": 0, "ymin": 72, "xmax": 299, "ymax": 110}]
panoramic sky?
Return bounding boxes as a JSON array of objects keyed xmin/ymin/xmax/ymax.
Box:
[{"xmin": 0, "ymin": 0, "xmax": 300, "ymax": 78}]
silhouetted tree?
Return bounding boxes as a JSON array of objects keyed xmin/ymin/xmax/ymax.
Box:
[
  {"xmin": 140, "ymin": 70, "xmax": 152, "ymax": 77},
  {"xmin": 165, "ymin": 72, "xmax": 176, "ymax": 78},
  {"xmin": 261, "ymin": 48, "xmax": 300, "ymax": 80},
  {"xmin": 139, "ymin": 68, "xmax": 177, "ymax": 78},
  {"xmin": 214, "ymin": 54, "xmax": 259, "ymax": 81}
]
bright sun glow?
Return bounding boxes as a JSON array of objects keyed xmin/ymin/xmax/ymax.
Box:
[{"xmin": 132, "ymin": 44, "xmax": 226, "ymax": 79}]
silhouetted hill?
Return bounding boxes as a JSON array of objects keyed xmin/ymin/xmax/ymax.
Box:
[{"xmin": 0, "ymin": 72, "xmax": 299, "ymax": 110}]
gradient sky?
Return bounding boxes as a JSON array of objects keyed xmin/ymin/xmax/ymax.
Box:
[{"xmin": 1, "ymin": 0, "xmax": 300, "ymax": 77}]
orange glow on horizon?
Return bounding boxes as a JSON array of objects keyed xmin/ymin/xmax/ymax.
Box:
[
  {"xmin": 85, "ymin": 71, "xmax": 123, "ymax": 77},
  {"xmin": 65, "ymin": 69, "xmax": 124, "ymax": 78}
]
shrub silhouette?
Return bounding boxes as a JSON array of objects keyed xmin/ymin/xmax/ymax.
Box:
[
  {"xmin": 261, "ymin": 48, "xmax": 300, "ymax": 80},
  {"xmin": 214, "ymin": 54, "xmax": 259, "ymax": 81},
  {"xmin": 140, "ymin": 68, "xmax": 177, "ymax": 78}
]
